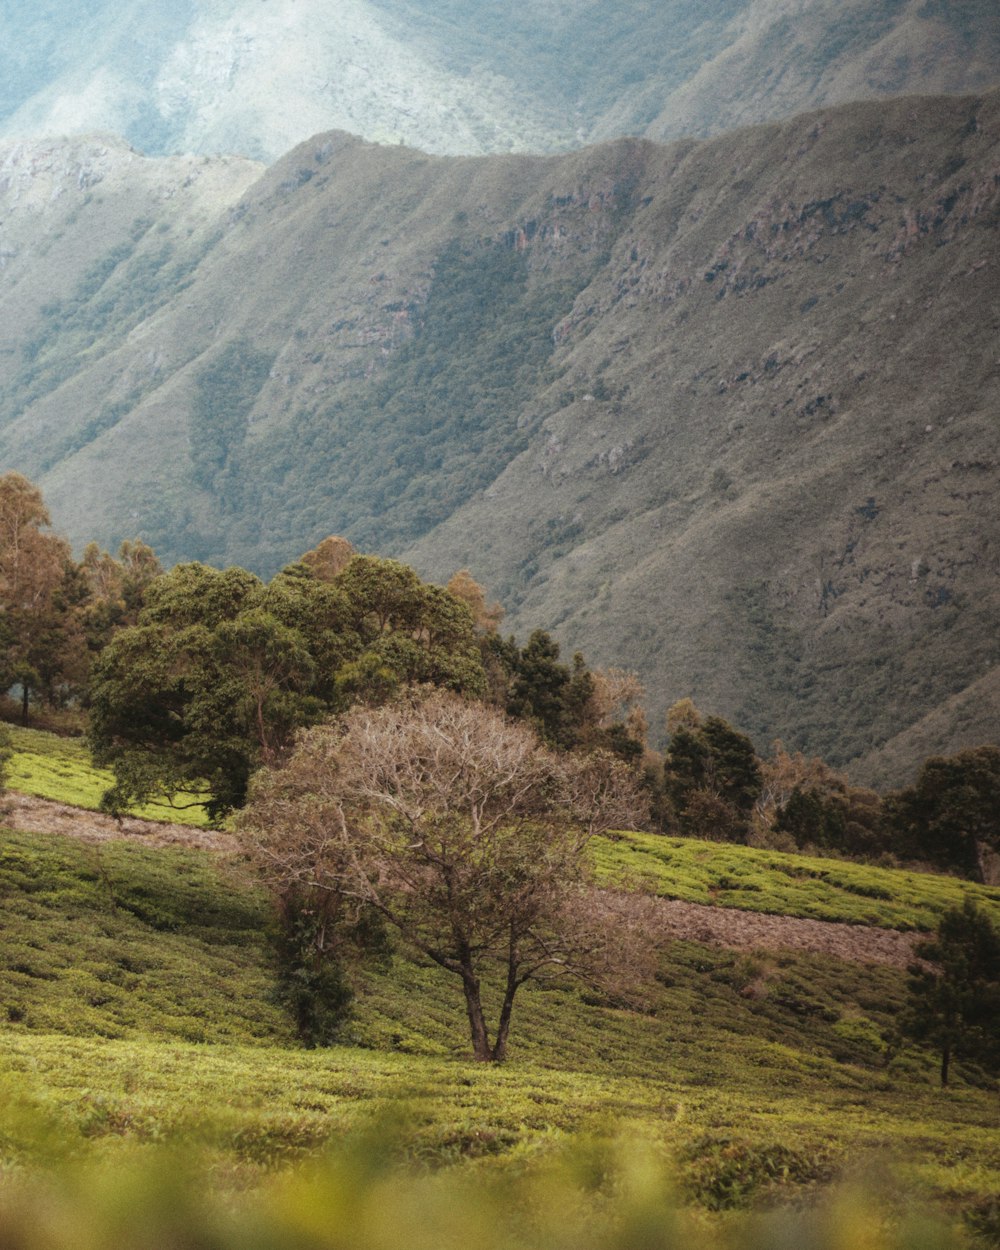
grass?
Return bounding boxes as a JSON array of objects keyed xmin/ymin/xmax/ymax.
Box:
[
  {"xmin": 591, "ymin": 832, "xmax": 1000, "ymax": 933},
  {"xmin": 0, "ymin": 727, "xmax": 997, "ymax": 1238},
  {"xmin": 0, "ymin": 829, "xmax": 287, "ymax": 1044},
  {"xmin": 5, "ymin": 725, "xmax": 209, "ymax": 826},
  {"xmin": 0, "ymin": 819, "xmax": 996, "ymax": 1225}
]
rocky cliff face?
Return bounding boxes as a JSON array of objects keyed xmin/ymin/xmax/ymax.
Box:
[{"xmin": 0, "ymin": 91, "xmax": 997, "ymax": 779}]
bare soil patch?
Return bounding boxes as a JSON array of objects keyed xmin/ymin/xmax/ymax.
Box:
[
  {"xmin": 1, "ymin": 791, "xmax": 238, "ymax": 853},
  {"xmin": 2, "ymin": 792, "xmax": 922, "ymax": 968},
  {"xmin": 649, "ymin": 896, "xmax": 922, "ymax": 970}
]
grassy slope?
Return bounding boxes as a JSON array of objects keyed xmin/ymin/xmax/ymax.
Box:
[
  {"xmin": 0, "ymin": 727, "xmax": 997, "ymax": 1224},
  {"xmin": 5, "ymin": 726, "xmax": 208, "ymax": 826},
  {"xmin": 1, "ymin": 825, "xmax": 998, "ymax": 1218},
  {"xmin": 592, "ymin": 833, "xmax": 1000, "ymax": 932}
]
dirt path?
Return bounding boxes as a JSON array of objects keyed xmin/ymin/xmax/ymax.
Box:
[
  {"xmin": 2, "ymin": 791, "xmax": 239, "ymax": 852},
  {"xmin": 647, "ymin": 895, "xmax": 922, "ymax": 969},
  {"xmin": 2, "ymin": 792, "xmax": 922, "ymax": 969}
]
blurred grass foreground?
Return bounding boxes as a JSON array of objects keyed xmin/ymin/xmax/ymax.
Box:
[{"xmin": 0, "ymin": 1117, "xmax": 992, "ymax": 1250}]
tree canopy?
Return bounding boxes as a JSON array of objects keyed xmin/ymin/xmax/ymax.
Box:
[
  {"xmin": 89, "ymin": 554, "xmax": 486, "ymax": 819},
  {"xmin": 886, "ymin": 747, "xmax": 1000, "ymax": 884},
  {"xmin": 241, "ymin": 688, "xmax": 648, "ymax": 1061},
  {"xmin": 898, "ymin": 897, "xmax": 1000, "ymax": 1087}
]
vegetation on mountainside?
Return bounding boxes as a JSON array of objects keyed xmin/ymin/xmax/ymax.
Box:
[
  {"xmin": 4, "ymin": 94, "xmax": 998, "ymax": 780},
  {"xmin": 241, "ymin": 239, "xmax": 593, "ymax": 554},
  {"xmin": 4, "ymin": 470, "xmax": 999, "ymax": 894}
]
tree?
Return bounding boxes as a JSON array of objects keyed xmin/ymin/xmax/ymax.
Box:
[
  {"xmin": 887, "ymin": 747, "xmax": 1000, "ymax": 883},
  {"xmin": 80, "ymin": 538, "xmax": 162, "ymax": 653},
  {"xmin": 0, "ymin": 472, "xmax": 82, "ymax": 723},
  {"xmin": 898, "ymin": 897, "xmax": 1000, "ymax": 1087},
  {"xmin": 504, "ymin": 630, "xmax": 598, "ymax": 750},
  {"xmin": 297, "ymin": 535, "xmax": 355, "ymax": 582},
  {"xmin": 241, "ymin": 688, "xmax": 648, "ymax": 1062},
  {"xmin": 88, "ymin": 563, "xmax": 320, "ymax": 819},
  {"xmin": 663, "ymin": 707, "xmax": 762, "ymax": 842},
  {"xmin": 89, "ymin": 556, "xmax": 487, "ymax": 819},
  {"xmin": 446, "ymin": 569, "xmax": 504, "ymax": 632}
]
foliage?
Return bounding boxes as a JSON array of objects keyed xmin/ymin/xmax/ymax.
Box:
[
  {"xmin": 661, "ymin": 704, "xmax": 762, "ymax": 842},
  {"xmin": 897, "ymin": 897, "xmax": 1000, "ymax": 1087},
  {"xmin": 0, "ymin": 1129, "xmax": 982, "ymax": 1250},
  {"xmin": 271, "ymin": 888, "xmax": 357, "ymax": 1047},
  {"xmin": 188, "ymin": 340, "xmax": 275, "ymax": 500},
  {"xmin": 241, "ymin": 688, "xmax": 647, "ymax": 1061},
  {"xmin": 88, "ymin": 555, "xmax": 486, "ymax": 819},
  {"xmin": 886, "ymin": 747, "xmax": 1000, "ymax": 882},
  {"xmin": 678, "ymin": 1133, "xmax": 838, "ymax": 1210}
]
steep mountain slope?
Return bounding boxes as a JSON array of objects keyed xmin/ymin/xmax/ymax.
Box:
[
  {"xmin": 1, "ymin": 0, "xmax": 998, "ymax": 161},
  {"xmin": 0, "ymin": 90, "xmax": 997, "ymax": 777}
]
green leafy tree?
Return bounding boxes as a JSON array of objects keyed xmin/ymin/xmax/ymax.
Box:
[
  {"xmin": 89, "ymin": 556, "xmax": 487, "ymax": 819},
  {"xmin": 888, "ymin": 747, "xmax": 1000, "ymax": 882},
  {"xmin": 504, "ymin": 631, "xmax": 595, "ymax": 749},
  {"xmin": 898, "ymin": 897, "xmax": 1000, "ymax": 1087},
  {"xmin": 663, "ymin": 707, "xmax": 762, "ymax": 842},
  {"xmin": 88, "ymin": 563, "xmax": 323, "ymax": 819}
]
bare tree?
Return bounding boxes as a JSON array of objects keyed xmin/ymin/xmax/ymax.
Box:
[{"xmin": 241, "ymin": 688, "xmax": 647, "ymax": 1061}]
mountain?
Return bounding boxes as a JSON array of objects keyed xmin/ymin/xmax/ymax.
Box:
[
  {"xmin": 0, "ymin": 0, "xmax": 998, "ymax": 161},
  {"xmin": 0, "ymin": 88, "xmax": 998, "ymax": 778}
]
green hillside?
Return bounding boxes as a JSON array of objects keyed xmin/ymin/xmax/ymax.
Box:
[
  {"xmin": 5, "ymin": 727, "xmax": 208, "ymax": 826},
  {"xmin": 0, "ymin": 724, "xmax": 997, "ymax": 1244},
  {"xmin": 1, "ymin": 820, "xmax": 998, "ymax": 1214}
]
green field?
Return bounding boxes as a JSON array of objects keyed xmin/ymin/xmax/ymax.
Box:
[
  {"xmin": 0, "ymin": 727, "xmax": 996, "ymax": 1247},
  {"xmin": 591, "ymin": 832, "xmax": 1000, "ymax": 932},
  {"xmin": 5, "ymin": 725, "xmax": 209, "ymax": 825}
]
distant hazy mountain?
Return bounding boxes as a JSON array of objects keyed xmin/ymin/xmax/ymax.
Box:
[
  {"xmin": 1, "ymin": 0, "xmax": 998, "ymax": 160},
  {"xmin": 1, "ymin": 89, "xmax": 997, "ymax": 780}
]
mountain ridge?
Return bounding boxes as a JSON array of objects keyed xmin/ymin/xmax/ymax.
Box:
[
  {"xmin": 1, "ymin": 0, "xmax": 998, "ymax": 161},
  {"xmin": 0, "ymin": 89, "xmax": 997, "ymax": 778}
]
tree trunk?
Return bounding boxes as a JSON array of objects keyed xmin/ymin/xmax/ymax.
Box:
[
  {"xmin": 20, "ymin": 683, "xmax": 29, "ymax": 727},
  {"xmin": 490, "ymin": 943, "xmax": 521, "ymax": 1062},
  {"xmin": 940, "ymin": 1044, "xmax": 951, "ymax": 1088},
  {"xmin": 460, "ymin": 968, "xmax": 492, "ymax": 1062}
]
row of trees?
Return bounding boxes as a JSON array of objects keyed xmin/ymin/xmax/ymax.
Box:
[
  {"xmin": 0, "ymin": 473, "xmax": 645, "ymax": 819},
  {"xmin": 4, "ymin": 468, "xmax": 996, "ymax": 885},
  {"xmin": 0, "ymin": 472, "xmax": 161, "ymax": 724},
  {"xmin": 655, "ymin": 700, "xmax": 1000, "ymax": 885}
]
